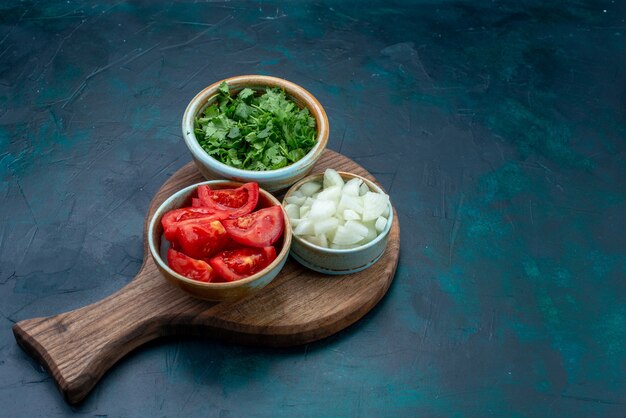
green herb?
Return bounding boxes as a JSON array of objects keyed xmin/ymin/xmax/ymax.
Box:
[{"xmin": 194, "ymin": 81, "xmax": 317, "ymax": 171}]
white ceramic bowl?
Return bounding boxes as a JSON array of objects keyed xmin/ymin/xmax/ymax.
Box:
[
  {"xmin": 182, "ymin": 75, "xmax": 329, "ymax": 192},
  {"xmin": 148, "ymin": 180, "xmax": 292, "ymax": 301},
  {"xmin": 282, "ymin": 172, "xmax": 393, "ymax": 275}
]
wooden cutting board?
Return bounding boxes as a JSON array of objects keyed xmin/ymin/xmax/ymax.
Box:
[{"xmin": 12, "ymin": 150, "xmax": 400, "ymax": 404}]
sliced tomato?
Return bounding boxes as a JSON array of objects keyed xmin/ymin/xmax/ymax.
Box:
[
  {"xmin": 191, "ymin": 198, "xmax": 202, "ymax": 207},
  {"xmin": 167, "ymin": 248, "xmax": 218, "ymax": 282},
  {"xmin": 208, "ymin": 246, "xmax": 277, "ymax": 282},
  {"xmin": 174, "ymin": 219, "xmax": 229, "ymax": 259},
  {"xmin": 161, "ymin": 207, "xmax": 226, "ymax": 240},
  {"xmin": 198, "ymin": 183, "xmax": 259, "ymax": 218},
  {"xmin": 222, "ymin": 205, "xmax": 284, "ymax": 248}
]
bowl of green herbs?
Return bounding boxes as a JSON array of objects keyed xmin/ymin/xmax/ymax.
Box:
[{"xmin": 182, "ymin": 75, "xmax": 329, "ymax": 192}]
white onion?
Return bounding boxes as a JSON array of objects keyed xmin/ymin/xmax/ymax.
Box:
[
  {"xmin": 284, "ymin": 203, "xmax": 300, "ymax": 220},
  {"xmin": 360, "ymin": 224, "xmax": 378, "ymax": 244},
  {"xmin": 318, "ymin": 233, "xmax": 328, "ymax": 247},
  {"xmin": 300, "ymin": 181, "xmax": 321, "ymax": 196},
  {"xmin": 306, "ymin": 234, "xmax": 328, "ymax": 248},
  {"xmin": 309, "ymin": 200, "xmax": 336, "ymax": 220},
  {"xmin": 332, "ymin": 225, "xmax": 364, "ymax": 245},
  {"xmin": 314, "ymin": 217, "xmax": 339, "ymax": 236},
  {"xmin": 323, "ymin": 169, "xmax": 344, "ymax": 189},
  {"xmin": 294, "ymin": 219, "xmax": 314, "ymax": 235},
  {"xmin": 284, "ymin": 168, "xmax": 391, "ymax": 250},
  {"xmin": 316, "ymin": 185, "xmax": 341, "ymax": 203},
  {"xmin": 342, "ymin": 178, "xmax": 362, "ymax": 196},
  {"xmin": 338, "ymin": 194, "xmax": 363, "ymax": 214},
  {"xmin": 343, "ymin": 209, "xmax": 360, "ymax": 221},
  {"xmin": 362, "ymin": 191, "xmax": 389, "ymax": 221},
  {"xmin": 285, "ymin": 195, "xmax": 307, "ymax": 206},
  {"xmin": 375, "ymin": 216, "xmax": 388, "ymax": 233},
  {"xmin": 344, "ymin": 220, "xmax": 369, "ymax": 237}
]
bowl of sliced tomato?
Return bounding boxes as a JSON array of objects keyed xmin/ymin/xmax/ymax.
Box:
[{"xmin": 148, "ymin": 180, "xmax": 291, "ymax": 301}]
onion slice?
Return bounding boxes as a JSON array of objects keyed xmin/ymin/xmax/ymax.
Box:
[{"xmin": 285, "ymin": 168, "xmax": 391, "ymax": 249}]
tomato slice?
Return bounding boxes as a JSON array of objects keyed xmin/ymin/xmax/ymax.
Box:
[
  {"xmin": 167, "ymin": 248, "xmax": 218, "ymax": 282},
  {"xmin": 222, "ymin": 205, "xmax": 284, "ymax": 248},
  {"xmin": 191, "ymin": 198, "xmax": 202, "ymax": 207},
  {"xmin": 174, "ymin": 219, "xmax": 229, "ymax": 259},
  {"xmin": 161, "ymin": 207, "xmax": 226, "ymax": 240},
  {"xmin": 208, "ymin": 246, "xmax": 277, "ymax": 282},
  {"xmin": 198, "ymin": 183, "xmax": 259, "ymax": 219}
]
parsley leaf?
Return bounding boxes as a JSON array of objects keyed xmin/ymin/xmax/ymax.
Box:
[{"xmin": 195, "ymin": 82, "xmax": 317, "ymax": 171}]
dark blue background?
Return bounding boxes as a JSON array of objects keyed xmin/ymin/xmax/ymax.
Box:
[{"xmin": 1, "ymin": 1, "xmax": 625, "ymax": 416}]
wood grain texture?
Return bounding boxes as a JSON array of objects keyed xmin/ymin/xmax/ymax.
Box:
[{"xmin": 12, "ymin": 150, "xmax": 400, "ymax": 404}]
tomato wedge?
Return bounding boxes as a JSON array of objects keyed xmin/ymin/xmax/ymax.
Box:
[
  {"xmin": 167, "ymin": 248, "xmax": 218, "ymax": 282},
  {"xmin": 198, "ymin": 183, "xmax": 259, "ymax": 218},
  {"xmin": 161, "ymin": 207, "xmax": 226, "ymax": 240},
  {"xmin": 222, "ymin": 205, "xmax": 284, "ymax": 248},
  {"xmin": 191, "ymin": 198, "xmax": 202, "ymax": 208},
  {"xmin": 174, "ymin": 219, "xmax": 229, "ymax": 259},
  {"xmin": 208, "ymin": 246, "xmax": 277, "ymax": 282}
]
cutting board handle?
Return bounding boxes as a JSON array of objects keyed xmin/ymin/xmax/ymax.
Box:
[{"xmin": 12, "ymin": 266, "xmax": 173, "ymax": 404}]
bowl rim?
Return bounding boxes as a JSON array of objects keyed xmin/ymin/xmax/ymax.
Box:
[
  {"xmin": 181, "ymin": 75, "xmax": 329, "ymax": 178},
  {"xmin": 282, "ymin": 171, "xmax": 393, "ymax": 254},
  {"xmin": 148, "ymin": 180, "xmax": 292, "ymax": 289}
]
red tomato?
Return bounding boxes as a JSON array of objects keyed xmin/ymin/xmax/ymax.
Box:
[
  {"xmin": 161, "ymin": 207, "xmax": 226, "ymax": 240},
  {"xmin": 174, "ymin": 219, "xmax": 229, "ymax": 259},
  {"xmin": 208, "ymin": 246, "xmax": 277, "ymax": 282},
  {"xmin": 222, "ymin": 205, "xmax": 284, "ymax": 248},
  {"xmin": 167, "ymin": 248, "xmax": 218, "ymax": 282},
  {"xmin": 191, "ymin": 198, "xmax": 202, "ymax": 207},
  {"xmin": 198, "ymin": 183, "xmax": 259, "ymax": 218}
]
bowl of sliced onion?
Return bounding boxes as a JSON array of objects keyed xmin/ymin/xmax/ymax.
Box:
[{"xmin": 282, "ymin": 168, "xmax": 392, "ymax": 274}]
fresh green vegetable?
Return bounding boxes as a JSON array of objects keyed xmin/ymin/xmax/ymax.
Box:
[{"xmin": 194, "ymin": 81, "xmax": 317, "ymax": 171}]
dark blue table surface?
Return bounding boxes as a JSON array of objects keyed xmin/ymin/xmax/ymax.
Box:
[{"xmin": 1, "ymin": 1, "xmax": 625, "ymax": 416}]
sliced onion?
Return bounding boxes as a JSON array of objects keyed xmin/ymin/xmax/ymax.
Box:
[
  {"xmin": 309, "ymin": 200, "xmax": 336, "ymax": 220},
  {"xmin": 306, "ymin": 234, "xmax": 328, "ymax": 248},
  {"xmin": 284, "ymin": 203, "xmax": 300, "ymax": 220},
  {"xmin": 323, "ymin": 169, "xmax": 344, "ymax": 189},
  {"xmin": 375, "ymin": 216, "xmax": 388, "ymax": 233},
  {"xmin": 314, "ymin": 217, "xmax": 339, "ymax": 236},
  {"xmin": 285, "ymin": 195, "xmax": 307, "ymax": 206},
  {"xmin": 316, "ymin": 185, "xmax": 341, "ymax": 203},
  {"xmin": 284, "ymin": 168, "xmax": 391, "ymax": 250},
  {"xmin": 344, "ymin": 220, "xmax": 369, "ymax": 237},
  {"xmin": 355, "ymin": 219, "xmax": 377, "ymax": 240},
  {"xmin": 342, "ymin": 178, "xmax": 362, "ymax": 196},
  {"xmin": 294, "ymin": 219, "xmax": 314, "ymax": 236},
  {"xmin": 332, "ymin": 225, "xmax": 364, "ymax": 245},
  {"xmin": 343, "ymin": 209, "xmax": 360, "ymax": 221},
  {"xmin": 358, "ymin": 225, "xmax": 378, "ymax": 246},
  {"xmin": 362, "ymin": 191, "xmax": 389, "ymax": 221},
  {"xmin": 338, "ymin": 194, "xmax": 363, "ymax": 214},
  {"xmin": 299, "ymin": 205, "xmax": 311, "ymax": 218},
  {"xmin": 300, "ymin": 181, "xmax": 321, "ymax": 196}
]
